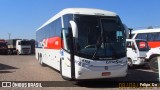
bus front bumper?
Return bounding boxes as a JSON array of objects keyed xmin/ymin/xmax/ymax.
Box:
[{"xmin": 75, "ymin": 64, "xmax": 128, "ymax": 80}]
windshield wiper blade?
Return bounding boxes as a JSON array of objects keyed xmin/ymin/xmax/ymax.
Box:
[{"xmin": 92, "ymin": 36, "xmax": 103, "ymax": 59}]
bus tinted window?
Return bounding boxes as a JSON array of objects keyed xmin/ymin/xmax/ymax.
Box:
[
  {"xmin": 154, "ymin": 32, "xmax": 160, "ymax": 41},
  {"xmin": 135, "ymin": 33, "xmax": 147, "ymax": 40},
  {"xmin": 55, "ymin": 18, "xmax": 62, "ymax": 37},
  {"xmin": 63, "ymin": 14, "xmax": 73, "ymax": 28},
  {"xmin": 36, "ymin": 17, "xmax": 62, "ymax": 48},
  {"xmin": 147, "ymin": 33, "xmax": 155, "ymax": 41},
  {"xmin": 135, "ymin": 32, "xmax": 160, "ymax": 42},
  {"xmin": 75, "ymin": 15, "xmax": 126, "ymax": 59}
]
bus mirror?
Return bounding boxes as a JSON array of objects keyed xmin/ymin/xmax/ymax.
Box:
[
  {"xmin": 70, "ymin": 21, "xmax": 78, "ymax": 38},
  {"xmin": 123, "ymin": 24, "xmax": 129, "ymax": 39}
]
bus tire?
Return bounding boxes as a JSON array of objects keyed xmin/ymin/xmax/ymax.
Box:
[
  {"xmin": 39, "ymin": 54, "xmax": 45, "ymax": 66},
  {"xmin": 38, "ymin": 53, "xmax": 40, "ymax": 61},
  {"xmin": 149, "ymin": 57, "xmax": 158, "ymax": 72},
  {"xmin": 60, "ymin": 59, "xmax": 72, "ymax": 81},
  {"xmin": 128, "ymin": 58, "xmax": 134, "ymax": 68}
]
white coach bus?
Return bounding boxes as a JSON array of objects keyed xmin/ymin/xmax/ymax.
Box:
[
  {"xmin": 132, "ymin": 28, "xmax": 160, "ymax": 48},
  {"xmin": 36, "ymin": 8, "xmax": 128, "ymax": 80}
]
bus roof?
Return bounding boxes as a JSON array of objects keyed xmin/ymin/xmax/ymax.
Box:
[
  {"xmin": 37, "ymin": 8, "xmax": 117, "ymax": 31},
  {"xmin": 132, "ymin": 28, "xmax": 160, "ymax": 34}
]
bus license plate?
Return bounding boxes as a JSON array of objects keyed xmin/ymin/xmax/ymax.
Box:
[{"xmin": 102, "ymin": 72, "xmax": 111, "ymax": 76}]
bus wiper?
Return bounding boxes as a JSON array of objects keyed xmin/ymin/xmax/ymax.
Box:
[
  {"xmin": 92, "ymin": 36, "xmax": 118, "ymax": 59},
  {"xmin": 92, "ymin": 36, "xmax": 103, "ymax": 59}
]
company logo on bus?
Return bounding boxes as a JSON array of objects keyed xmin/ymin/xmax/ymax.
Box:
[
  {"xmin": 139, "ymin": 42, "xmax": 146, "ymax": 48},
  {"xmin": 41, "ymin": 37, "xmax": 62, "ymax": 49},
  {"xmin": 106, "ymin": 60, "xmax": 123, "ymax": 64}
]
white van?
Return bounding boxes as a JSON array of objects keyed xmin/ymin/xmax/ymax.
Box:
[{"xmin": 126, "ymin": 39, "xmax": 150, "ymax": 67}]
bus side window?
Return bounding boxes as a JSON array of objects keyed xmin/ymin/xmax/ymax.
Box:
[
  {"xmin": 154, "ymin": 32, "xmax": 160, "ymax": 41},
  {"xmin": 147, "ymin": 33, "xmax": 155, "ymax": 41},
  {"xmin": 135, "ymin": 33, "xmax": 147, "ymax": 41},
  {"xmin": 62, "ymin": 28, "xmax": 71, "ymax": 52}
]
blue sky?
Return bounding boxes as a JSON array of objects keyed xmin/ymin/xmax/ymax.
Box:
[{"xmin": 0, "ymin": 0, "xmax": 160, "ymax": 39}]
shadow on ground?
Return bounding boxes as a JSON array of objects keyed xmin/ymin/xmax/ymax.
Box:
[{"xmin": 0, "ymin": 63, "xmax": 18, "ymax": 73}]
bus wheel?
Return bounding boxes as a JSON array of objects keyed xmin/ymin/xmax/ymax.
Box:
[
  {"xmin": 128, "ymin": 58, "xmax": 134, "ymax": 68},
  {"xmin": 60, "ymin": 59, "xmax": 72, "ymax": 81},
  {"xmin": 39, "ymin": 54, "xmax": 45, "ymax": 66},
  {"xmin": 149, "ymin": 57, "xmax": 158, "ymax": 72}
]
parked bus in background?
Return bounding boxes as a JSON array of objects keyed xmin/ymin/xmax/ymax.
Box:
[
  {"xmin": 132, "ymin": 28, "xmax": 160, "ymax": 72},
  {"xmin": 132, "ymin": 28, "xmax": 160, "ymax": 48},
  {"xmin": 36, "ymin": 8, "xmax": 128, "ymax": 80}
]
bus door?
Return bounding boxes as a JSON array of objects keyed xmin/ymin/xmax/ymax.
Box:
[
  {"xmin": 61, "ymin": 28, "xmax": 75, "ymax": 79},
  {"xmin": 126, "ymin": 41, "xmax": 138, "ymax": 64}
]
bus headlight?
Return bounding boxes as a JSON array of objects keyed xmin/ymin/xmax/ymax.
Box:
[
  {"xmin": 119, "ymin": 60, "xmax": 127, "ymax": 66},
  {"xmin": 82, "ymin": 63, "xmax": 90, "ymax": 68},
  {"xmin": 124, "ymin": 60, "xmax": 128, "ymax": 65},
  {"xmin": 77, "ymin": 62, "xmax": 90, "ymax": 68}
]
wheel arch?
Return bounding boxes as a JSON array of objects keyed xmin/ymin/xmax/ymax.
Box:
[{"xmin": 148, "ymin": 54, "xmax": 160, "ymax": 62}]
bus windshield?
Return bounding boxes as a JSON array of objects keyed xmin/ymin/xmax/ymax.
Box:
[{"xmin": 74, "ymin": 15, "xmax": 126, "ymax": 60}]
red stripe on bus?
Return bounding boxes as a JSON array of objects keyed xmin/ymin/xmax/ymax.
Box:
[
  {"xmin": 148, "ymin": 41, "xmax": 160, "ymax": 48},
  {"xmin": 43, "ymin": 37, "xmax": 62, "ymax": 49}
]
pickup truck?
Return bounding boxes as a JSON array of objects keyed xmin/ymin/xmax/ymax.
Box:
[{"xmin": 126, "ymin": 39, "xmax": 150, "ymax": 68}]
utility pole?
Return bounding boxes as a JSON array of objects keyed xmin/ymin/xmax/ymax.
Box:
[{"xmin": 8, "ymin": 33, "xmax": 11, "ymax": 40}]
